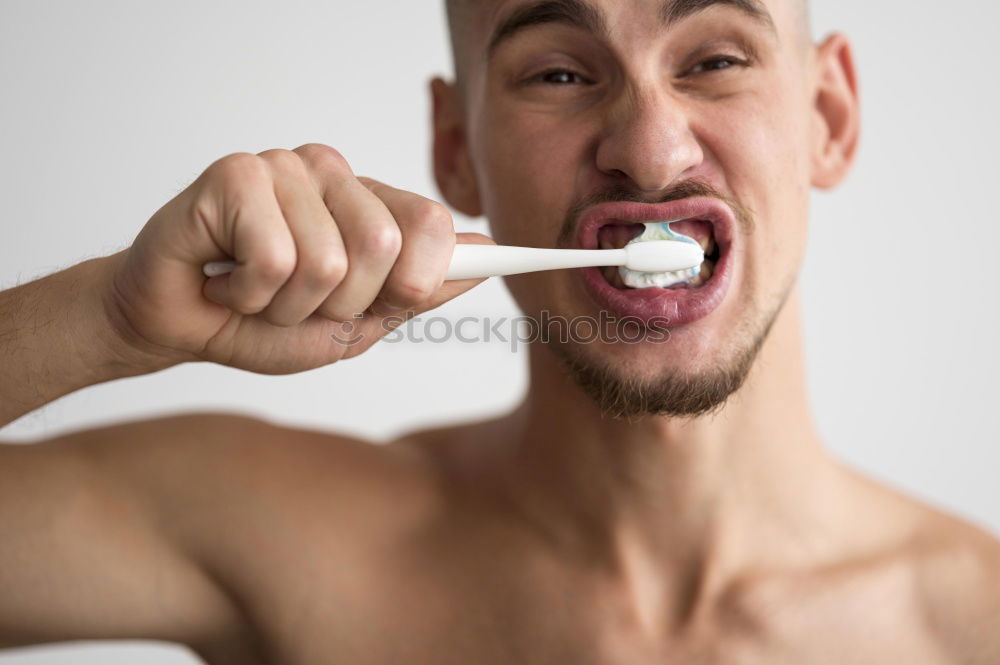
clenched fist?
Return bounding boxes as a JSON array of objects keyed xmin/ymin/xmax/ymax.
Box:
[{"xmin": 106, "ymin": 143, "xmax": 492, "ymax": 374}]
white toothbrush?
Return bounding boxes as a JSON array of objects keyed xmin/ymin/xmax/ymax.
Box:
[{"xmin": 202, "ymin": 240, "xmax": 704, "ymax": 281}]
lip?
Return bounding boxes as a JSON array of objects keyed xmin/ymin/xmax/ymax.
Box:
[{"xmin": 573, "ymin": 197, "xmax": 736, "ymax": 327}]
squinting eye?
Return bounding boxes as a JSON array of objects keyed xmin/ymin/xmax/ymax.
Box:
[
  {"xmin": 687, "ymin": 56, "xmax": 745, "ymax": 75},
  {"xmin": 532, "ymin": 69, "xmax": 590, "ymax": 85}
]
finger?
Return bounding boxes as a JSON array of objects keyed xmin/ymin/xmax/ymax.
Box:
[
  {"xmin": 368, "ymin": 232, "xmax": 495, "ymax": 319},
  {"xmin": 254, "ymin": 149, "xmax": 348, "ymax": 327},
  {"xmin": 334, "ymin": 233, "xmax": 496, "ymax": 361},
  {"xmin": 201, "ymin": 154, "xmax": 296, "ymax": 314},
  {"xmin": 417, "ymin": 232, "xmax": 496, "ymax": 308},
  {"xmin": 293, "ymin": 144, "xmax": 401, "ymax": 321},
  {"xmin": 356, "ymin": 178, "xmax": 455, "ymax": 312}
]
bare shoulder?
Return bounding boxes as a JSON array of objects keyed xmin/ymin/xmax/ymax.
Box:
[
  {"xmin": 65, "ymin": 409, "xmax": 437, "ymax": 500},
  {"xmin": 49, "ymin": 409, "xmax": 426, "ymax": 470},
  {"xmin": 909, "ymin": 509, "xmax": 1000, "ymax": 664},
  {"xmin": 0, "ymin": 412, "xmax": 444, "ymax": 654},
  {"xmin": 34, "ymin": 410, "xmax": 444, "ymax": 550},
  {"xmin": 828, "ymin": 468, "xmax": 1000, "ymax": 663},
  {"xmin": 79, "ymin": 410, "xmax": 449, "ymax": 557}
]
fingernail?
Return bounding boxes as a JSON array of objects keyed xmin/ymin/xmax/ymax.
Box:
[{"xmin": 370, "ymin": 298, "xmax": 405, "ymax": 316}]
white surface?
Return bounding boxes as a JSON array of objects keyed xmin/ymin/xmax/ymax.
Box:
[{"xmin": 1, "ymin": 0, "xmax": 997, "ymax": 662}]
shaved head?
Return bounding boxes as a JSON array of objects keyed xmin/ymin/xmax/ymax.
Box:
[{"xmin": 443, "ymin": 0, "xmax": 478, "ymax": 89}]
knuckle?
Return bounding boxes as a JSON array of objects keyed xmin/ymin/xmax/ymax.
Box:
[
  {"xmin": 254, "ymin": 248, "xmax": 297, "ymax": 283},
  {"xmin": 410, "ymin": 199, "xmax": 452, "ymax": 234},
  {"xmin": 294, "ymin": 143, "xmax": 351, "ymax": 175},
  {"xmin": 302, "ymin": 251, "xmax": 348, "ymax": 287},
  {"xmin": 209, "ymin": 152, "xmax": 268, "ymax": 185},
  {"xmin": 257, "ymin": 148, "xmax": 304, "ymax": 173},
  {"xmin": 359, "ymin": 225, "xmax": 402, "ymax": 259}
]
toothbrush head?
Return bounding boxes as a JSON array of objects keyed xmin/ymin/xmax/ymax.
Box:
[{"xmin": 623, "ymin": 239, "xmax": 704, "ymax": 273}]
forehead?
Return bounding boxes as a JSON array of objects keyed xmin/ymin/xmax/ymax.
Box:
[{"xmin": 458, "ymin": 0, "xmax": 798, "ymax": 58}]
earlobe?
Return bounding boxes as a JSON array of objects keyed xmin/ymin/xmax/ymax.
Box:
[
  {"xmin": 810, "ymin": 32, "xmax": 861, "ymax": 189},
  {"xmin": 430, "ymin": 77, "xmax": 482, "ymax": 217}
]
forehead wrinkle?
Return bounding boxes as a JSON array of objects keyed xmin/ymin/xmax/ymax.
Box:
[
  {"xmin": 660, "ymin": 0, "xmax": 778, "ymax": 37},
  {"xmin": 484, "ymin": 0, "xmax": 609, "ymax": 60},
  {"xmin": 479, "ymin": 0, "xmax": 780, "ymax": 67}
]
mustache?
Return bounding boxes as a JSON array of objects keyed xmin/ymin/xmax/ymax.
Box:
[{"xmin": 556, "ymin": 179, "xmax": 756, "ymax": 248}]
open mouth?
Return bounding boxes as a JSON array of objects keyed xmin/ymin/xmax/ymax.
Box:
[
  {"xmin": 597, "ymin": 219, "xmax": 720, "ymax": 290},
  {"xmin": 574, "ymin": 197, "xmax": 737, "ymax": 327}
]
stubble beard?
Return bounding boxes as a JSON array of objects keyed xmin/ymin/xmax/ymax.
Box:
[{"xmin": 545, "ymin": 281, "xmax": 793, "ymax": 421}]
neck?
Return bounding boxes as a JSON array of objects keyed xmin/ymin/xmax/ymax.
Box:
[{"xmin": 473, "ymin": 287, "xmax": 845, "ymax": 622}]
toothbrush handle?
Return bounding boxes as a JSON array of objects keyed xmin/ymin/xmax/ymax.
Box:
[
  {"xmin": 445, "ymin": 244, "xmax": 625, "ymax": 280},
  {"xmin": 202, "ymin": 244, "xmax": 627, "ymax": 281}
]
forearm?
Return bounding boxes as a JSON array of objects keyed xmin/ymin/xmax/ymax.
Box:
[{"xmin": 0, "ymin": 252, "xmax": 177, "ymax": 428}]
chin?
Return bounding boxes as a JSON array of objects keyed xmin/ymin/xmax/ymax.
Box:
[
  {"xmin": 556, "ymin": 316, "xmax": 751, "ymax": 381},
  {"xmin": 528, "ymin": 276, "xmax": 785, "ymax": 419}
]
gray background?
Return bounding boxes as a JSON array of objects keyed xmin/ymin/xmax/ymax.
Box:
[{"xmin": 1, "ymin": 0, "xmax": 997, "ymax": 662}]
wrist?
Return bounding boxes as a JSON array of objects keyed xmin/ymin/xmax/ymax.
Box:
[
  {"xmin": 0, "ymin": 253, "xmax": 186, "ymax": 427},
  {"xmin": 84, "ymin": 252, "xmax": 188, "ymax": 378}
]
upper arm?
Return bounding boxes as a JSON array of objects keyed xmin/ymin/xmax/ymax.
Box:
[{"xmin": 0, "ymin": 412, "xmax": 266, "ymax": 650}]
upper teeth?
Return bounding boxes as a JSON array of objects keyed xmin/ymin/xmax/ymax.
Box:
[
  {"xmin": 619, "ymin": 222, "xmax": 703, "ymax": 288},
  {"xmin": 699, "ymin": 234, "xmax": 716, "ymax": 255}
]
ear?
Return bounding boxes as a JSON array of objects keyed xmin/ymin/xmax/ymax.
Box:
[
  {"xmin": 810, "ymin": 32, "xmax": 860, "ymax": 189},
  {"xmin": 430, "ymin": 77, "xmax": 482, "ymax": 216}
]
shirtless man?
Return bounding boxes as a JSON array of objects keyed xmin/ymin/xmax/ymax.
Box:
[{"xmin": 1, "ymin": 0, "xmax": 998, "ymax": 662}]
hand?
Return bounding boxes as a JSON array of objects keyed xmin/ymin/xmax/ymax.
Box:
[{"xmin": 105, "ymin": 143, "xmax": 492, "ymax": 374}]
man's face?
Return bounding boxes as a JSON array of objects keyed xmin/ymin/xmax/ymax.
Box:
[{"xmin": 446, "ymin": 0, "xmax": 839, "ymax": 414}]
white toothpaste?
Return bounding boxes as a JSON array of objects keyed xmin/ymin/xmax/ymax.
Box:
[{"xmin": 619, "ymin": 222, "xmax": 701, "ymax": 288}]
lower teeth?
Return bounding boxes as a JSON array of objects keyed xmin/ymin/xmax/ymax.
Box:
[{"xmin": 613, "ymin": 258, "xmax": 715, "ymax": 290}]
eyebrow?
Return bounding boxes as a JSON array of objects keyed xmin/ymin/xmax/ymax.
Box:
[
  {"xmin": 661, "ymin": 0, "xmax": 774, "ymax": 30},
  {"xmin": 486, "ymin": 0, "xmax": 776, "ymax": 57},
  {"xmin": 486, "ymin": 0, "xmax": 606, "ymax": 57}
]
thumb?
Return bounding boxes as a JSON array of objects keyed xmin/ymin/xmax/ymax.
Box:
[
  {"xmin": 415, "ymin": 232, "xmax": 497, "ymax": 311},
  {"xmin": 353, "ymin": 233, "xmax": 495, "ymax": 345},
  {"xmin": 373, "ymin": 231, "xmax": 495, "ymax": 317}
]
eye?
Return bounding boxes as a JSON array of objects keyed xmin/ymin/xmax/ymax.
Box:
[
  {"xmin": 529, "ymin": 69, "xmax": 592, "ymax": 85},
  {"xmin": 686, "ymin": 55, "xmax": 748, "ymax": 76}
]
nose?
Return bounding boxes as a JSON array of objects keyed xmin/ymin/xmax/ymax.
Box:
[{"xmin": 594, "ymin": 86, "xmax": 704, "ymax": 193}]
